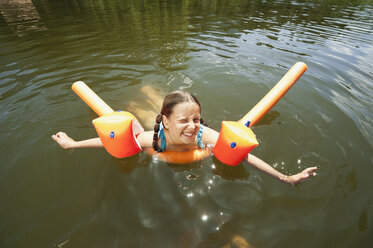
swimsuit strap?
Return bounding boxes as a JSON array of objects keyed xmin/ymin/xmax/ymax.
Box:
[
  {"xmin": 159, "ymin": 123, "xmax": 167, "ymax": 152},
  {"xmin": 197, "ymin": 125, "xmax": 204, "ymax": 148}
]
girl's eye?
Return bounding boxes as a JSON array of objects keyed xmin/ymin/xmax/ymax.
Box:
[
  {"xmin": 180, "ymin": 119, "xmax": 188, "ymax": 123},
  {"xmin": 193, "ymin": 118, "xmax": 200, "ymax": 123}
]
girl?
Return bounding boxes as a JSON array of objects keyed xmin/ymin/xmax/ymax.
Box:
[{"xmin": 52, "ymin": 90, "xmax": 317, "ymax": 185}]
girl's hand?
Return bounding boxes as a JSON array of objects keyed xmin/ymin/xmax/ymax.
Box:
[
  {"xmin": 287, "ymin": 167, "xmax": 317, "ymax": 185},
  {"xmin": 52, "ymin": 132, "xmax": 76, "ymax": 149}
]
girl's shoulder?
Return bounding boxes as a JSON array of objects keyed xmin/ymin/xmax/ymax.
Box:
[
  {"xmin": 136, "ymin": 131, "xmax": 154, "ymax": 149},
  {"xmin": 201, "ymin": 126, "xmax": 219, "ymax": 146}
]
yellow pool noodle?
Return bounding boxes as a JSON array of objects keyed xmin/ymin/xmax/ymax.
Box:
[
  {"xmin": 239, "ymin": 62, "xmax": 307, "ymax": 127},
  {"xmin": 72, "ymin": 81, "xmax": 114, "ymax": 116}
]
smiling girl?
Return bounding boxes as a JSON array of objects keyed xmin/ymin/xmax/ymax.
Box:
[{"xmin": 52, "ymin": 90, "xmax": 317, "ymax": 185}]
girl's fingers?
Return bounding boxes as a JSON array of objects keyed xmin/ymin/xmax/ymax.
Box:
[
  {"xmin": 290, "ymin": 166, "xmax": 318, "ymax": 185},
  {"xmin": 54, "ymin": 131, "xmax": 66, "ymax": 138},
  {"xmin": 302, "ymin": 167, "xmax": 317, "ymax": 179},
  {"xmin": 52, "ymin": 132, "xmax": 68, "ymax": 143},
  {"xmin": 305, "ymin": 167, "xmax": 317, "ymax": 174}
]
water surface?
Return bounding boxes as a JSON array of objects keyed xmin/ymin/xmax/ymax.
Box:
[{"xmin": 1, "ymin": 0, "xmax": 373, "ymax": 247}]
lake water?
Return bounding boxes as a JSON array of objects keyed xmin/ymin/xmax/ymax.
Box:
[{"xmin": 1, "ymin": 0, "xmax": 372, "ymax": 247}]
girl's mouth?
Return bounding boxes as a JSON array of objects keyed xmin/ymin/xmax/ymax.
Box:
[{"xmin": 182, "ymin": 132, "xmax": 195, "ymax": 138}]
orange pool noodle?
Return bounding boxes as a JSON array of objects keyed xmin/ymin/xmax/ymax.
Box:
[
  {"xmin": 72, "ymin": 81, "xmax": 114, "ymax": 116},
  {"xmin": 239, "ymin": 62, "xmax": 307, "ymax": 127},
  {"xmin": 213, "ymin": 121, "xmax": 258, "ymax": 166}
]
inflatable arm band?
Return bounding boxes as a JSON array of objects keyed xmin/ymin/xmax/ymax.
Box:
[
  {"xmin": 213, "ymin": 121, "xmax": 259, "ymax": 166},
  {"xmin": 213, "ymin": 62, "xmax": 307, "ymax": 166},
  {"xmin": 72, "ymin": 81, "xmax": 142, "ymax": 158}
]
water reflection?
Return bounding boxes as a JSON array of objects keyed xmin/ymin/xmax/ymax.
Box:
[
  {"xmin": 0, "ymin": 0, "xmax": 45, "ymax": 35},
  {"xmin": 1, "ymin": 0, "xmax": 373, "ymax": 247}
]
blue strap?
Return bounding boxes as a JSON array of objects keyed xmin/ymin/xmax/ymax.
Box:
[
  {"xmin": 197, "ymin": 125, "xmax": 204, "ymax": 148},
  {"xmin": 159, "ymin": 123, "xmax": 167, "ymax": 152}
]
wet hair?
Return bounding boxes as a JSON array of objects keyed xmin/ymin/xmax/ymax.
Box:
[{"xmin": 152, "ymin": 91, "xmax": 207, "ymax": 152}]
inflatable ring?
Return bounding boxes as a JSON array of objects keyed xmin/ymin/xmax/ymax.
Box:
[{"xmin": 145, "ymin": 148, "xmax": 213, "ymax": 164}]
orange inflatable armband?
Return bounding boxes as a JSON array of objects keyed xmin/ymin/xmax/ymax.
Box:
[
  {"xmin": 213, "ymin": 121, "xmax": 258, "ymax": 166},
  {"xmin": 72, "ymin": 81, "xmax": 142, "ymax": 158},
  {"xmin": 93, "ymin": 111, "xmax": 142, "ymax": 158}
]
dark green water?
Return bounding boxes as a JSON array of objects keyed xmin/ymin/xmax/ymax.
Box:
[{"xmin": 1, "ymin": 0, "xmax": 373, "ymax": 247}]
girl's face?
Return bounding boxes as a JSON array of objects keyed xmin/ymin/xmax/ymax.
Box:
[{"xmin": 162, "ymin": 102, "xmax": 201, "ymax": 145}]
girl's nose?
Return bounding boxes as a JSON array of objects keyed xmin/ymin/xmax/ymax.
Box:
[{"xmin": 186, "ymin": 121, "xmax": 196, "ymax": 129}]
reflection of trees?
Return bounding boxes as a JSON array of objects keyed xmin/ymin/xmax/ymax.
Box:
[
  {"xmin": 2, "ymin": 0, "xmax": 369, "ymax": 68},
  {"xmin": 0, "ymin": 0, "xmax": 45, "ymax": 36},
  {"xmin": 5, "ymin": 0, "xmax": 370, "ymax": 37}
]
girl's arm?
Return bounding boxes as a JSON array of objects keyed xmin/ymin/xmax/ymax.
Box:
[
  {"xmin": 202, "ymin": 126, "xmax": 317, "ymax": 185},
  {"xmin": 135, "ymin": 130, "xmax": 154, "ymax": 148},
  {"xmin": 246, "ymin": 154, "xmax": 317, "ymax": 185},
  {"xmin": 52, "ymin": 132, "xmax": 103, "ymax": 149},
  {"xmin": 201, "ymin": 126, "xmax": 219, "ymax": 145},
  {"xmin": 52, "ymin": 130, "xmax": 154, "ymax": 150}
]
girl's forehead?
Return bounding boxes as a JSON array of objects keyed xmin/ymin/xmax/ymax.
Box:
[{"xmin": 171, "ymin": 102, "xmax": 200, "ymax": 117}]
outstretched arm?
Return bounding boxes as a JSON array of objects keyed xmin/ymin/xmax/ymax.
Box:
[
  {"xmin": 52, "ymin": 132, "xmax": 103, "ymax": 149},
  {"xmin": 246, "ymin": 154, "xmax": 317, "ymax": 185},
  {"xmin": 202, "ymin": 126, "xmax": 317, "ymax": 185},
  {"xmin": 52, "ymin": 130, "xmax": 154, "ymax": 150}
]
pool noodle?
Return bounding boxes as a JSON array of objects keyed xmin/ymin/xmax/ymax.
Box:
[
  {"xmin": 239, "ymin": 62, "xmax": 307, "ymax": 127},
  {"xmin": 72, "ymin": 81, "xmax": 114, "ymax": 116}
]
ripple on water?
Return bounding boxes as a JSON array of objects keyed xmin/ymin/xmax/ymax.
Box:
[{"xmin": 1, "ymin": 1, "xmax": 373, "ymax": 247}]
